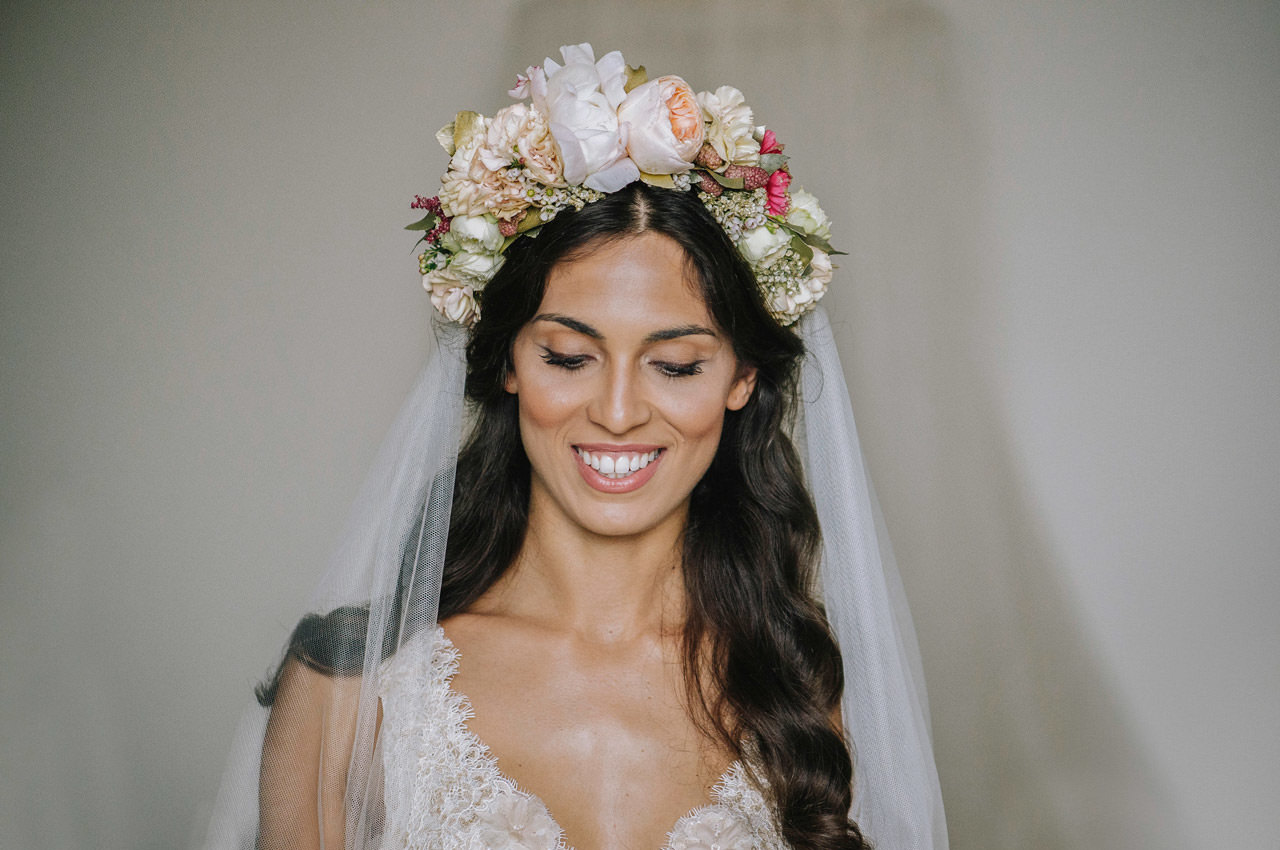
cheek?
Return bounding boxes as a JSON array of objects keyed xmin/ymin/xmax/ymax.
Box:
[
  {"xmin": 515, "ymin": 372, "xmax": 582, "ymax": 443},
  {"xmin": 663, "ymin": 386, "xmax": 734, "ymax": 444}
]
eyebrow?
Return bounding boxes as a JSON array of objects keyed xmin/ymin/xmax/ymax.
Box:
[
  {"xmin": 532, "ymin": 314, "xmax": 718, "ymax": 344},
  {"xmin": 642, "ymin": 324, "xmax": 718, "ymax": 344}
]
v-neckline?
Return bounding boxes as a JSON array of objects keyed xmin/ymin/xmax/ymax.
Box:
[{"xmin": 433, "ymin": 626, "xmax": 743, "ymax": 850}]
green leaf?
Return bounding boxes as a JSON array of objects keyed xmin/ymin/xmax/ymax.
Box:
[
  {"xmin": 708, "ymin": 170, "xmax": 745, "ymax": 190},
  {"xmin": 789, "ymin": 235, "xmax": 814, "ymax": 266},
  {"xmin": 405, "ymin": 213, "xmax": 440, "ymax": 232},
  {"xmin": 624, "ymin": 64, "xmax": 648, "ymax": 92},
  {"xmin": 758, "ymin": 153, "xmax": 788, "ymax": 174},
  {"xmin": 639, "ymin": 171, "xmax": 677, "ymax": 189},
  {"xmin": 799, "ymin": 231, "xmax": 837, "ymax": 254},
  {"xmin": 453, "ymin": 110, "xmax": 485, "ymax": 150},
  {"xmin": 776, "ymin": 220, "xmax": 843, "ymax": 255},
  {"xmin": 435, "ymin": 121, "xmax": 456, "ymax": 155},
  {"xmin": 516, "ymin": 212, "xmax": 544, "ymax": 233}
]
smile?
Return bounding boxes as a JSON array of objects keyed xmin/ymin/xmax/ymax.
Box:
[
  {"xmin": 572, "ymin": 445, "xmax": 665, "ymax": 494},
  {"xmin": 575, "ymin": 447, "xmax": 661, "ymax": 478}
]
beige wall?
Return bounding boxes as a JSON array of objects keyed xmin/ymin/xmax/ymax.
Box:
[{"xmin": 2, "ymin": 1, "xmax": 1276, "ymax": 848}]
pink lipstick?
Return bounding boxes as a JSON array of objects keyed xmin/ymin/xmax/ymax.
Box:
[{"xmin": 572, "ymin": 444, "xmax": 664, "ymax": 494}]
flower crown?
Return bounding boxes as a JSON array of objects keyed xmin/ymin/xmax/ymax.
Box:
[{"xmin": 410, "ymin": 43, "xmax": 839, "ymax": 327}]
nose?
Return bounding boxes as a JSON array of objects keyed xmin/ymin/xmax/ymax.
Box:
[{"xmin": 587, "ymin": 361, "xmax": 651, "ymax": 434}]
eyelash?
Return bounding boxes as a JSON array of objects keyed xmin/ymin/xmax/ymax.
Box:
[
  {"xmin": 655, "ymin": 360, "xmax": 704, "ymax": 378},
  {"xmin": 540, "ymin": 351, "xmax": 590, "ymax": 370},
  {"xmin": 538, "ymin": 350, "xmax": 704, "ymax": 378}
]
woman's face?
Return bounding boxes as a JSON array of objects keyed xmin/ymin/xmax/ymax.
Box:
[{"xmin": 506, "ymin": 231, "xmax": 757, "ymax": 539}]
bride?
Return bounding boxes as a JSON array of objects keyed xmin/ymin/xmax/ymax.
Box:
[{"xmin": 204, "ymin": 44, "xmax": 945, "ymax": 850}]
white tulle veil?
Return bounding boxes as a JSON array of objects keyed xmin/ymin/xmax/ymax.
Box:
[{"xmin": 200, "ymin": 299, "xmax": 946, "ymax": 849}]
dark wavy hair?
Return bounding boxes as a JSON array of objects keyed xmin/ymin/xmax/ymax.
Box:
[{"xmin": 441, "ymin": 182, "xmax": 867, "ymax": 850}]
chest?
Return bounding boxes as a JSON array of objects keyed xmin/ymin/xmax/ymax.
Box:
[
  {"xmin": 377, "ymin": 628, "xmax": 789, "ymax": 850},
  {"xmin": 459, "ymin": 625, "xmax": 722, "ymax": 827}
]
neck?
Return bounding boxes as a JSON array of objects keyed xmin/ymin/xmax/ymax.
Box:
[{"xmin": 489, "ymin": 491, "xmax": 689, "ymax": 644}]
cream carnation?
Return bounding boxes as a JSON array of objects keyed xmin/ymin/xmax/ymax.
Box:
[
  {"xmin": 519, "ymin": 43, "xmax": 638, "ymax": 192},
  {"xmin": 738, "ymin": 224, "xmax": 791, "ymax": 268},
  {"xmin": 617, "ymin": 75, "xmax": 704, "ymax": 174},
  {"xmin": 438, "ymin": 124, "xmax": 490, "ymax": 217},
  {"xmin": 438, "ymin": 114, "xmax": 531, "ymax": 220},
  {"xmin": 785, "ymin": 188, "xmax": 832, "ymax": 240},
  {"xmin": 696, "ymin": 86, "xmax": 760, "ymax": 168},
  {"xmin": 478, "ymin": 103, "xmax": 565, "ymax": 187}
]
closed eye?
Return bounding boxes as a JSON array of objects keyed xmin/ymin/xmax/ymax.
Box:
[
  {"xmin": 539, "ymin": 349, "xmax": 591, "ymax": 370},
  {"xmin": 653, "ymin": 360, "xmax": 705, "ymax": 378}
]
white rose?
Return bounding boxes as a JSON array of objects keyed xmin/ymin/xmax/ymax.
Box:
[
  {"xmin": 696, "ymin": 86, "xmax": 760, "ymax": 168},
  {"xmin": 439, "ymin": 284, "xmax": 479, "ymax": 326},
  {"xmin": 521, "ymin": 43, "xmax": 639, "ymax": 192},
  {"xmin": 423, "ymin": 268, "xmax": 481, "ymax": 325},
  {"xmin": 771, "ymin": 289, "xmax": 798, "ymax": 318},
  {"xmin": 423, "ymin": 266, "xmax": 462, "ymax": 292},
  {"xmin": 785, "ymin": 188, "xmax": 832, "ymax": 241},
  {"xmin": 441, "ymin": 214, "xmax": 504, "ymax": 253},
  {"xmin": 449, "ymin": 250, "xmax": 505, "ymax": 283},
  {"xmin": 738, "ymin": 224, "xmax": 791, "ymax": 268},
  {"xmin": 807, "ymin": 248, "xmax": 833, "ymax": 294},
  {"xmin": 616, "ymin": 75, "xmax": 704, "ymax": 174}
]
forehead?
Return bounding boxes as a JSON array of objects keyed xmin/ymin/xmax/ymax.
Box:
[{"xmin": 538, "ymin": 232, "xmax": 713, "ymax": 330}]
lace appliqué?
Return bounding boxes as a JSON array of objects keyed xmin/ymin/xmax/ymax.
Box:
[{"xmin": 378, "ymin": 628, "xmax": 790, "ymax": 850}]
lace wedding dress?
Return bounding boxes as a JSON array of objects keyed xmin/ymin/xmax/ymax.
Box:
[{"xmin": 378, "ymin": 627, "xmax": 791, "ymax": 850}]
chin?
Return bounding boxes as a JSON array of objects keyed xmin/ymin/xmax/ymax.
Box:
[{"xmin": 560, "ymin": 493, "xmax": 680, "ymax": 539}]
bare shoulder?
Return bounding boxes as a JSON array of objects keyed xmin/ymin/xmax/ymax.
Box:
[
  {"xmin": 259, "ymin": 655, "xmax": 371, "ymax": 850},
  {"xmin": 438, "ymin": 609, "xmax": 561, "ymax": 673}
]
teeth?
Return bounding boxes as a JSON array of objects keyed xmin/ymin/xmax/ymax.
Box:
[{"xmin": 576, "ymin": 448, "xmax": 661, "ymax": 479}]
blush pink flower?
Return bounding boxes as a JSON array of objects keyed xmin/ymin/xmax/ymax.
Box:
[
  {"xmin": 517, "ymin": 43, "xmax": 639, "ymax": 192},
  {"xmin": 765, "ymin": 168, "xmax": 791, "ymax": 215}
]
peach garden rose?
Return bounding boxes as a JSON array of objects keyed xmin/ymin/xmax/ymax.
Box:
[{"xmin": 617, "ymin": 75, "xmax": 704, "ymax": 174}]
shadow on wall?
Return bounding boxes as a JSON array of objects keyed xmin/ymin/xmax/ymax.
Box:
[{"xmin": 506, "ymin": 2, "xmax": 1191, "ymax": 848}]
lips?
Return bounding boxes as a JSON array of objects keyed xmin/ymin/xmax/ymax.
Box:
[{"xmin": 572, "ymin": 444, "xmax": 665, "ymax": 494}]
